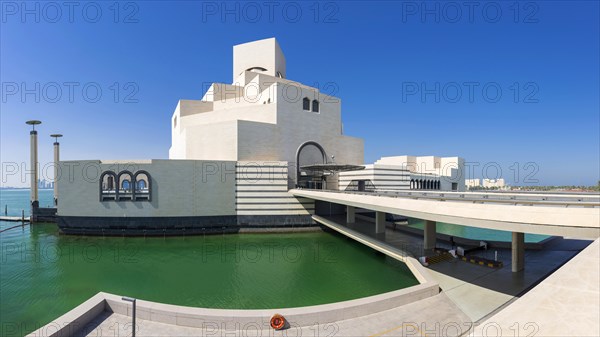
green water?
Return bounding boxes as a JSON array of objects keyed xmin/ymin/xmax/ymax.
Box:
[
  {"xmin": 0, "ymin": 205, "xmax": 419, "ymax": 336},
  {"xmin": 408, "ymin": 218, "xmax": 549, "ymax": 243}
]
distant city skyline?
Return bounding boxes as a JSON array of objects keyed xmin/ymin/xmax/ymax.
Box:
[
  {"xmin": 1, "ymin": 179, "xmax": 54, "ymax": 189},
  {"xmin": 1, "ymin": 2, "xmax": 598, "ymax": 187},
  {"xmin": 38, "ymin": 179, "xmax": 54, "ymax": 190}
]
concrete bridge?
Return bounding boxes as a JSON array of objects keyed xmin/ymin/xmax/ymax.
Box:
[{"xmin": 290, "ymin": 189, "xmax": 600, "ymax": 272}]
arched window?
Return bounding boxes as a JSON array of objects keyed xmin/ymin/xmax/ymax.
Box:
[
  {"xmin": 117, "ymin": 171, "xmax": 134, "ymax": 201},
  {"xmin": 302, "ymin": 97, "xmax": 310, "ymax": 111},
  {"xmin": 100, "ymin": 170, "xmax": 152, "ymax": 202},
  {"xmin": 246, "ymin": 67, "xmax": 267, "ymax": 73},
  {"xmin": 99, "ymin": 171, "xmax": 117, "ymax": 201},
  {"xmin": 134, "ymin": 171, "xmax": 151, "ymax": 201},
  {"xmin": 312, "ymin": 100, "xmax": 319, "ymax": 113}
]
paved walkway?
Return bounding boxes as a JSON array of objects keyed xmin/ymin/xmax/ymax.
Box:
[
  {"xmin": 473, "ymin": 239, "xmax": 600, "ymax": 337},
  {"xmin": 76, "ymin": 293, "xmax": 471, "ymax": 337}
]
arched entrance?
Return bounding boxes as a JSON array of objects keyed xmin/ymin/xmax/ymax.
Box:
[{"xmin": 296, "ymin": 141, "xmax": 327, "ymax": 188}]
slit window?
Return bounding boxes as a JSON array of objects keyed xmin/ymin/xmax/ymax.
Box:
[
  {"xmin": 312, "ymin": 100, "xmax": 319, "ymax": 113},
  {"xmin": 302, "ymin": 97, "xmax": 310, "ymax": 111}
]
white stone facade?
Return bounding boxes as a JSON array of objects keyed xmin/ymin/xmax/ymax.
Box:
[
  {"xmin": 169, "ymin": 38, "xmax": 364, "ymax": 183},
  {"xmin": 56, "ymin": 38, "xmax": 468, "ymax": 231},
  {"xmin": 483, "ymin": 178, "xmax": 506, "ymax": 188},
  {"xmin": 339, "ymin": 156, "xmax": 466, "ymax": 192},
  {"xmin": 56, "ymin": 38, "xmax": 363, "ymax": 229},
  {"xmin": 465, "ymin": 179, "xmax": 481, "ymax": 189}
]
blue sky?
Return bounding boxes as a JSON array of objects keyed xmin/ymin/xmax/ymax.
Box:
[{"xmin": 1, "ymin": 1, "xmax": 598, "ymax": 187}]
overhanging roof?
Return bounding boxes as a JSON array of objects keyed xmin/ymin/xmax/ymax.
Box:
[{"xmin": 300, "ymin": 164, "xmax": 365, "ymax": 173}]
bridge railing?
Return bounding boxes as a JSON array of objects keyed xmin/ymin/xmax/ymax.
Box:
[{"xmin": 294, "ymin": 188, "xmax": 600, "ymax": 208}]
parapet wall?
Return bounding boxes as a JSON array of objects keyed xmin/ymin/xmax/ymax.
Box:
[{"xmin": 27, "ymin": 280, "xmax": 438, "ymax": 337}]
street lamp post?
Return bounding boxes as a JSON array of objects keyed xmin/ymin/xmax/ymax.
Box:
[{"xmin": 122, "ymin": 297, "xmax": 136, "ymax": 337}]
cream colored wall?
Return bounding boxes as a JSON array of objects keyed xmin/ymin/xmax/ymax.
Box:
[
  {"xmin": 483, "ymin": 178, "xmax": 505, "ymax": 188},
  {"xmin": 235, "ymin": 161, "xmax": 313, "ymax": 216},
  {"xmin": 201, "ymin": 83, "xmax": 243, "ymax": 102},
  {"xmin": 465, "ymin": 179, "xmax": 481, "ymax": 188},
  {"xmin": 375, "ymin": 156, "xmax": 415, "ymax": 168},
  {"xmin": 57, "ymin": 160, "xmax": 236, "ymax": 217},
  {"xmin": 372, "ymin": 155, "xmax": 466, "ymax": 191},
  {"xmin": 440, "ymin": 156, "xmax": 465, "ymax": 191},
  {"xmin": 232, "ymin": 38, "xmax": 286, "ymax": 81},
  {"xmin": 170, "ymin": 72, "xmax": 364, "ymax": 180},
  {"xmin": 183, "ymin": 121, "xmax": 239, "ymax": 161},
  {"xmin": 179, "ymin": 99, "xmax": 214, "ymax": 116},
  {"xmin": 416, "ymin": 156, "xmax": 441, "ymax": 173},
  {"xmin": 339, "ymin": 164, "xmax": 411, "ymax": 191},
  {"xmin": 169, "ymin": 38, "xmax": 364, "ymax": 184},
  {"xmin": 236, "ymin": 120, "xmax": 279, "ymax": 161},
  {"xmin": 272, "ymin": 82, "xmax": 364, "ymax": 169}
]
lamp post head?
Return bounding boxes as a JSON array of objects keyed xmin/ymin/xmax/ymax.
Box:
[
  {"xmin": 50, "ymin": 134, "xmax": 63, "ymax": 143},
  {"xmin": 26, "ymin": 120, "xmax": 42, "ymax": 131}
]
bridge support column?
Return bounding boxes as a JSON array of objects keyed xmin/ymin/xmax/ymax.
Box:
[
  {"xmin": 375, "ymin": 211, "xmax": 385, "ymax": 234},
  {"xmin": 346, "ymin": 206, "xmax": 355, "ymax": 224},
  {"xmin": 512, "ymin": 232, "xmax": 525, "ymax": 272},
  {"xmin": 424, "ymin": 220, "xmax": 437, "ymax": 250}
]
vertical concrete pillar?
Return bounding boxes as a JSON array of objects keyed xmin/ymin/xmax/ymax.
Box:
[
  {"xmin": 512, "ymin": 232, "xmax": 525, "ymax": 272},
  {"xmin": 375, "ymin": 211, "xmax": 385, "ymax": 234},
  {"xmin": 53, "ymin": 141, "xmax": 59, "ymax": 205},
  {"xmin": 51, "ymin": 134, "xmax": 62, "ymax": 206},
  {"xmin": 424, "ymin": 220, "xmax": 437, "ymax": 250},
  {"xmin": 30, "ymin": 130, "xmax": 38, "ymax": 205},
  {"xmin": 346, "ymin": 206, "xmax": 355, "ymax": 224},
  {"xmin": 26, "ymin": 120, "xmax": 41, "ymax": 221}
]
